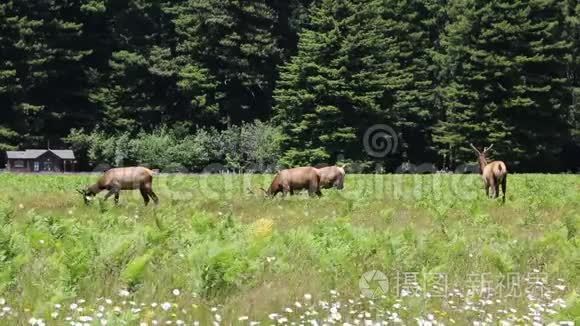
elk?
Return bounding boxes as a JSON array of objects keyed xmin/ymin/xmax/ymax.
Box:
[
  {"xmin": 470, "ymin": 143, "xmax": 507, "ymax": 203},
  {"xmin": 77, "ymin": 166, "xmax": 159, "ymax": 205},
  {"xmin": 261, "ymin": 167, "xmax": 322, "ymax": 197},
  {"xmin": 316, "ymin": 165, "xmax": 346, "ymax": 189}
]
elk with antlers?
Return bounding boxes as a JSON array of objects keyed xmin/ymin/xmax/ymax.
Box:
[{"xmin": 470, "ymin": 143, "xmax": 507, "ymax": 203}]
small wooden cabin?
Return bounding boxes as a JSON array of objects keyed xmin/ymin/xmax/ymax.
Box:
[{"xmin": 5, "ymin": 149, "xmax": 76, "ymax": 172}]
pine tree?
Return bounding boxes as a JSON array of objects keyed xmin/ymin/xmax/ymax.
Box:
[
  {"xmin": 274, "ymin": 0, "xmax": 391, "ymax": 166},
  {"xmin": 0, "ymin": 1, "xmax": 20, "ymax": 150},
  {"xmin": 172, "ymin": 0, "xmax": 281, "ymax": 126},
  {"xmin": 379, "ymin": 0, "xmax": 444, "ymax": 164},
  {"xmin": 88, "ymin": 0, "xmax": 186, "ymax": 132},
  {"xmin": 433, "ymin": 0, "xmax": 573, "ymax": 170},
  {"xmin": 0, "ymin": 0, "xmax": 93, "ymax": 148}
]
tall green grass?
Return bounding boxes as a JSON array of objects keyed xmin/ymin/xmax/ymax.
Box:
[{"xmin": 0, "ymin": 173, "xmax": 578, "ymax": 324}]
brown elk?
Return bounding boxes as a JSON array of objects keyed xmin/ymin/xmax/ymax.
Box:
[
  {"xmin": 261, "ymin": 167, "xmax": 322, "ymax": 197},
  {"xmin": 316, "ymin": 165, "xmax": 346, "ymax": 189},
  {"xmin": 470, "ymin": 143, "xmax": 507, "ymax": 203},
  {"xmin": 77, "ymin": 166, "xmax": 159, "ymax": 205}
]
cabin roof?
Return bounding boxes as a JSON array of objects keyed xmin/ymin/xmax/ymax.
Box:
[{"xmin": 6, "ymin": 149, "xmax": 75, "ymax": 160}]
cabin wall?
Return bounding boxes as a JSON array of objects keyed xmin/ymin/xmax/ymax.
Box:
[
  {"xmin": 7, "ymin": 159, "xmax": 32, "ymax": 172},
  {"xmin": 6, "ymin": 158, "xmax": 70, "ymax": 172}
]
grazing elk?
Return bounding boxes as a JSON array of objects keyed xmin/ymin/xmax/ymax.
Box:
[
  {"xmin": 78, "ymin": 166, "xmax": 159, "ymax": 205},
  {"xmin": 261, "ymin": 167, "xmax": 322, "ymax": 197},
  {"xmin": 470, "ymin": 143, "xmax": 507, "ymax": 203},
  {"xmin": 316, "ymin": 165, "xmax": 346, "ymax": 189}
]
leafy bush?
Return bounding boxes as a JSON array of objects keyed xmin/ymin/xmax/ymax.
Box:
[{"xmin": 65, "ymin": 121, "xmax": 282, "ymax": 172}]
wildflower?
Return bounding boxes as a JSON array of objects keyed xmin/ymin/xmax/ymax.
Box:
[
  {"xmin": 105, "ymin": 299, "xmax": 113, "ymax": 305},
  {"xmin": 79, "ymin": 316, "xmax": 93, "ymax": 322},
  {"xmin": 295, "ymin": 301, "xmax": 303, "ymax": 308},
  {"xmin": 39, "ymin": 240, "xmax": 45, "ymax": 244},
  {"xmin": 100, "ymin": 320, "xmax": 107, "ymax": 326},
  {"xmin": 51, "ymin": 312, "xmax": 58, "ymax": 319},
  {"xmin": 151, "ymin": 303, "xmax": 158, "ymax": 308},
  {"xmin": 266, "ymin": 256, "xmax": 276, "ymax": 263},
  {"xmin": 238, "ymin": 316, "xmax": 249, "ymax": 321},
  {"xmin": 253, "ymin": 218, "xmax": 274, "ymax": 239},
  {"xmin": 269, "ymin": 313, "xmax": 279, "ymax": 320},
  {"xmin": 304, "ymin": 294, "xmax": 312, "ymax": 301},
  {"xmin": 176, "ymin": 321, "xmax": 184, "ymax": 325},
  {"xmin": 278, "ymin": 317, "xmax": 288, "ymax": 323},
  {"xmin": 0, "ymin": 298, "xmax": 5, "ymax": 305},
  {"xmin": 113, "ymin": 306, "xmax": 121, "ymax": 314},
  {"xmin": 330, "ymin": 307, "xmax": 341, "ymax": 321},
  {"xmin": 211, "ymin": 307, "xmax": 218, "ymax": 312},
  {"xmin": 172, "ymin": 289, "xmax": 181, "ymax": 296},
  {"xmin": 555, "ymin": 285, "xmax": 565, "ymax": 291},
  {"xmin": 140, "ymin": 323, "xmax": 148, "ymax": 326},
  {"xmin": 161, "ymin": 302, "xmax": 171, "ymax": 311},
  {"xmin": 285, "ymin": 307, "xmax": 293, "ymax": 313},
  {"xmin": 215, "ymin": 314, "xmax": 222, "ymax": 322},
  {"xmin": 70, "ymin": 303, "xmax": 78, "ymax": 310},
  {"xmin": 119, "ymin": 289, "xmax": 130, "ymax": 297}
]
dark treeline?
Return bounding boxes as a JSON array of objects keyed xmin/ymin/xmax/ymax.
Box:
[{"xmin": 0, "ymin": 0, "xmax": 578, "ymax": 172}]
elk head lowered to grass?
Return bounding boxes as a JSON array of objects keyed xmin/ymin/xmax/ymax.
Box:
[
  {"xmin": 470, "ymin": 143, "xmax": 507, "ymax": 203},
  {"xmin": 260, "ymin": 166, "xmax": 322, "ymax": 198},
  {"xmin": 77, "ymin": 166, "xmax": 159, "ymax": 206}
]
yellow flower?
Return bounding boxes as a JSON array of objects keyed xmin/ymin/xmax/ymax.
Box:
[
  {"xmin": 252, "ymin": 218, "xmax": 274, "ymax": 239},
  {"xmin": 142, "ymin": 310, "xmax": 156, "ymax": 322}
]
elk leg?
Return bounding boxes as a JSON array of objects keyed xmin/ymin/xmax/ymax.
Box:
[
  {"xmin": 488, "ymin": 179, "xmax": 496, "ymax": 198},
  {"xmin": 308, "ymin": 183, "xmax": 321, "ymax": 197},
  {"xmin": 104, "ymin": 189, "xmax": 118, "ymax": 202},
  {"xmin": 501, "ymin": 175, "xmax": 507, "ymax": 203},
  {"xmin": 140, "ymin": 188, "xmax": 150, "ymax": 206},
  {"xmin": 494, "ymin": 183, "xmax": 500, "ymax": 199},
  {"xmin": 148, "ymin": 190, "xmax": 159, "ymax": 205},
  {"xmin": 114, "ymin": 192, "xmax": 120, "ymax": 205},
  {"xmin": 484, "ymin": 184, "xmax": 490, "ymax": 198},
  {"xmin": 282, "ymin": 184, "xmax": 290, "ymax": 198}
]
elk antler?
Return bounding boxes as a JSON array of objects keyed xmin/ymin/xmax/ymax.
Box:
[
  {"xmin": 483, "ymin": 144, "xmax": 494, "ymax": 153},
  {"xmin": 469, "ymin": 143, "xmax": 480, "ymax": 153}
]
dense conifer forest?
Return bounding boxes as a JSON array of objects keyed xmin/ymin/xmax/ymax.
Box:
[{"xmin": 0, "ymin": 0, "xmax": 578, "ymax": 171}]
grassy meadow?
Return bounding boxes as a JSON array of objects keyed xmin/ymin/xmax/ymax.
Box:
[{"xmin": 0, "ymin": 172, "xmax": 579, "ymax": 325}]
